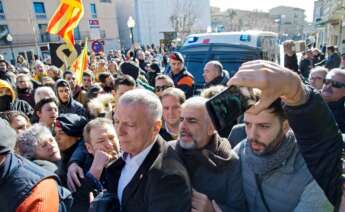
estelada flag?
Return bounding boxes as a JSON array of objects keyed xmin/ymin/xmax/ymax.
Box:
[
  {"xmin": 47, "ymin": 0, "xmax": 84, "ymax": 50},
  {"xmin": 70, "ymin": 38, "xmax": 88, "ymax": 85}
]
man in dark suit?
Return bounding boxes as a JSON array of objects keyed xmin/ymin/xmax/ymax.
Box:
[{"xmin": 103, "ymin": 89, "xmax": 191, "ymax": 211}]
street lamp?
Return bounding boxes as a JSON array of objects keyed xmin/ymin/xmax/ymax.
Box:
[
  {"xmin": 127, "ymin": 16, "xmax": 135, "ymax": 45},
  {"xmin": 6, "ymin": 34, "xmax": 15, "ymax": 65}
]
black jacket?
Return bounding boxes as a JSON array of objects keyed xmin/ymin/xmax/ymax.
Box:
[
  {"xmin": 101, "ymin": 137, "xmax": 192, "ymax": 212},
  {"xmin": 168, "ymin": 68, "xmax": 195, "ymax": 98},
  {"xmin": 159, "ymin": 128, "xmax": 176, "ymax": 141},
  {"xmin": 10, "ymin": 99, "xmax": 34, "ymax": 120},
  {"xmin": 299, "ymin": 58, "xmax": 313, "ymax": 79},
  {"xmin": 205, "ymin": 71, "xmax": 230, "ymax": 88},
  {"xmin": 283, "ymin": 89, "xmax": 343, "ymax": 208},
  {"xmin": 327, "ymin": 98, "xmax": 345, "ymax": 133},
  {"xmin": 175, "ymin": 135, "xmax": 247, "ymax": 211},
  {"xmin": 284, "ymin": 54, "xmax": 299, "ymax": 73},
  {"xmin": 59, "ymin": 98, "xmax": 87, "ymax": 118}
]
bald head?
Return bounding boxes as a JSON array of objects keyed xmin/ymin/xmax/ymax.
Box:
[{"xmin": 203, "ymin": 61, "xmax": 223, "ymax": 84}]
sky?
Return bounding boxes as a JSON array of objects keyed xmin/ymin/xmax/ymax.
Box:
[{"xmin": 210, "ymin": 0, "xmax": 315, "ymax": 22}]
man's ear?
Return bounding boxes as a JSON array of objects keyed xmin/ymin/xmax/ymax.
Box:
[
  {"xmin": 153, "ymin": 120, "xmax": 162, "ymax": 135},
  {"xmin": 85, "ymin": 142, "xmax": 94, "ymax": 155},
  {"xmin": 206, "ymin": 114, "xmax": 216, "ymax": 136},
  {"xmin": 282, "ymin": 120, "xmax": 290, "ymax": 134},
  {"xmin": 36, "ymin": 110, "xmax": 42, "ymax": 119}
]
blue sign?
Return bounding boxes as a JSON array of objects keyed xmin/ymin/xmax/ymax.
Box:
[
  {"xmin": 91, "ymin": 40, "xmax": 104, "ymax": 53},
  {"xmin": 240, "ymin": 35, "xmax": 251, "ymax": 42}
]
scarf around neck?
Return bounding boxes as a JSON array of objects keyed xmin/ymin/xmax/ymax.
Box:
[{"xmin": 245, "ymin": 130, "xmax": 296, "ymax": 176}]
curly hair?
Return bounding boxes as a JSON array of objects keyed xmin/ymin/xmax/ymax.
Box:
[{"xmin": 16, "ymin": 124, "xmax": 52, "ymax": 160}]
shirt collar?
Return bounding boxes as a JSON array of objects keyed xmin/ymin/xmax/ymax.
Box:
[{"xmin": 122, "ymin": 141, "xmax": 155, "ymax": 167}]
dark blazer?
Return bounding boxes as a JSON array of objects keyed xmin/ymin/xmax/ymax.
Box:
[{"xmin": 104, "ymin": 137, "xmax": 192, "ymax": 212}]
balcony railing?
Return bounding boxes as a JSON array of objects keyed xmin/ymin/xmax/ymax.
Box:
[
  {"xmin": 322, "ymin": 0, "xmax": 345, "ymax": 21},
  {"xmin": 39, "ymin": 33, "xmax": 60, "ymax": 43},
  {"xmin": 0, "ymin": 33, "xmax": 61, "ymax": 47}
]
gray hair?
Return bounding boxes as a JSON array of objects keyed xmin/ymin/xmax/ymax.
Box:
[
  {"xmin": 310, "ymin": 66, "xmax": 328, "ymax": 76},
  {"xmin": 119, "ymin": 89, "xmax": 162, "ymax": 122},
  {"xmin": 328, "ymin": 68, "xmax": 345, "ymax": 80},
  {"xmin": 35, "ymin": 86, "xmax": 57, "ymax": 104},
  {"xmin": 161, "ymin": 87, "xmax": 186, "ymax": 104},
  {"xmin": 182, "ymin": 96, "xmax": 209, "ymax": 121},
  {"xmin": 155, "ymin": 74, "xmax": 174, "ymax": 87},
  {"xmin": 83, "ymin": 118, "xmax": 115, "ymax": 144},
  {"xmin": 16, "ymin": 124, "xmax": 53, "ymax": 160},
  {"xmin": 206, "ymin": 60, "xmax": 223, "ymax": 74},
  {"xmin": 182, "ymin": 96, "xmax": 207, "ymax": 109},
  {"xmin": 200, "ymin": 85, "xmax": 227, "ymax": 99}
]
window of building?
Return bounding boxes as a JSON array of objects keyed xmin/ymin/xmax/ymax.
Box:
[
  {"xmin": 38, "ymin": 24, "xmax": 50, "ymax": 42},
  {"xmin": 90, "ymin": 3, "xmax": 97, "ymax": 18},
  {"xmin": 33, "ymin": 2, "xmax": 45, "ymax": 13},
  {"xmin": 0, "ymin": 1, "xmax": 5, "ymax": 20},
  {"xmin": 0, "ymin": 1, "xmax": 4, "ymax": 13},
  {"xmin": 0, "ymin": 24, "xmax": 8, "ymax": 44},
  {"xmin": 74, "ymin": 26, "xmax": 81, "ymax": 41},
  {"xmin": 33, "ymin": 2, "xmax": 46, "ymax": 19}
]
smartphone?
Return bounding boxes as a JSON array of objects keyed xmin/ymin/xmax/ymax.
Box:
[{"xmin": 206, "ymin": 86, "xmax": 257, "ymax": 132}]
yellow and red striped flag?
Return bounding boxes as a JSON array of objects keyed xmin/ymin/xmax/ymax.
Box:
[
  {"xmin": 70, "ymin": 39, "xmax": 88, "ymax": 85},
  {"xmin": 47, "ymin": 0, "xmax": 84, "ymax": 49}
]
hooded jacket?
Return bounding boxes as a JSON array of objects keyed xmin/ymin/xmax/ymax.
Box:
[
  {"xmin": 55, "ymin": 79, "xmax": 87, "ymax": 118},
  {"xmin": 0, "ymin": 79, "xmax": 34, "ymax": 119}
]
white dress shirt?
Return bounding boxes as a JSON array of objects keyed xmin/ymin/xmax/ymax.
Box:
[{"xmin": 117, "ymin": 142, "xmax": 155, "ymax": 203}]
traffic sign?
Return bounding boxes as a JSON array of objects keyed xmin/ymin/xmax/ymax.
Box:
[{"xmin": 91, "ymin": 40, "xmax": 104, "ymax": 53}]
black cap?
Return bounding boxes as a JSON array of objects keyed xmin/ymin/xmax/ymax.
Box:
[
  {"xmin": 119, "ymin": 61, "xmax": 140, "ymax": 80},
  {"xmin": 0, "ymin": 118, "xmax": 17, "ymax": 155},
  {"xmin": 88, "ymin": 84, "xmax": 104, "ymax": 99},
  {"xmin": 56, "ymin": 113, "xmax": 87, "ymax": 137}
]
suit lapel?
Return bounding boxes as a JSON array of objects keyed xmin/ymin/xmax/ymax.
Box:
[
  {"xmin": 105, "ymin": 157, "xmax": 126, "ymax": 193},
  {"xmin": 121, "ymin": 138, "xmax": 165, "ymax": 205}
]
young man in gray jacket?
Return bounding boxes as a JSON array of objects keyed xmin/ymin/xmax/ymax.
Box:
[{"xmin": 230, "ymin": 60, "xmax": 342, "ymax": 212}]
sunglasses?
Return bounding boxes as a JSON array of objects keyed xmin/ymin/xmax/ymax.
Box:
[
  {"xmin": 323, "ymin": 79, "xmax": 345, "ymax": 88},
  {"xmin": 155, "ymin": 85, "xmax": 172, "ymax": 92}
]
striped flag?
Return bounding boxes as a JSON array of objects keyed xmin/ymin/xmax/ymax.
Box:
[
  {"xmin": 70, "ymin": 38, "xmax": 88, "ymax": 85},
  {"xmin": 47, "ymin": 0, "xmax": 84, "ymax": 49}
]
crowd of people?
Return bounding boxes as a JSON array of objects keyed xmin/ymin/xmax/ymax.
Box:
[{"xmin": 0, "ymin": 42, "xmax": 344, "ymax": 212}]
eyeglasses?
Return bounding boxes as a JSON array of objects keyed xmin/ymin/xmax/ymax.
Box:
[
  {"xmin": 323, "ymin": 79, "xmax": 345, "ymax": 89},
  {"xmin": 155, "ymin": 85, "xmax": 172, "ymax": 92}
]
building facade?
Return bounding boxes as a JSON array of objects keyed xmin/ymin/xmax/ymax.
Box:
[
  {"xmin": 0, "ymin": 0, "xmax": 120, "ymax": 63},
  {"xmin": 116, "ymin": 0, "xmax": 211, "ymax": 49},
  {"xmin": 269, "ymin": 6, "xmax": 306, "ymax": 41},
  {"xmin": 211, "ymin": 7, "xmax": 278, "ymax": 33},
  {"xmin": 313, "ymin": 0, "xmax": 345, "ymax": 53}
]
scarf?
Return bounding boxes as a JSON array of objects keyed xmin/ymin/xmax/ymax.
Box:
[{"xmin": 245, "ymin": 130, "xmax": 296, "ymax": 176}]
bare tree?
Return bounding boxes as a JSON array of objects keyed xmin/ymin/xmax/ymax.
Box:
[{"xmin": 169, "ymin": 0, "xmax": 198, "ymax": 39}]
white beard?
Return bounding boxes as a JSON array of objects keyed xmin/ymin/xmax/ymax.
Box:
[{"xmin": 179, "ymin": 140, "xmax": 196, "ymax": 150}]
